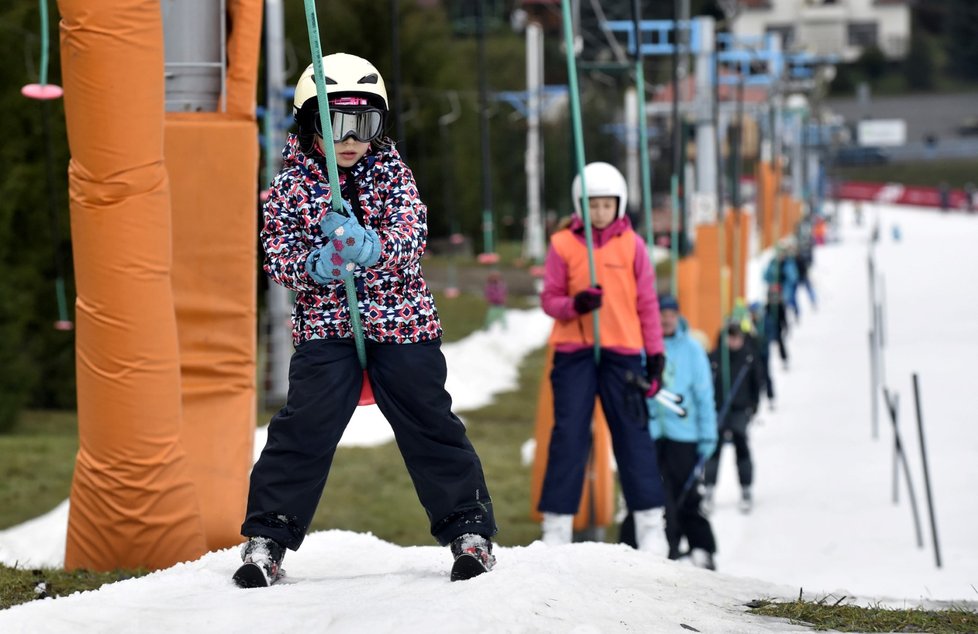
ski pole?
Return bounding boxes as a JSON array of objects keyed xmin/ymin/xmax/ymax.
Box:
[
  {"xmin": 675, "ymin": 454, "xmax": 709, "ymax": 509},
  {"xmin": 301, "ymin": 0, "xmax": 375, "ymax": 404},
  {"xmin": 715, "ymin": 354, "xmax": 753, "ymax": 427},
  {"xmin": 559, "ymin": 0, "xmax": 600, "ymax": 363},
  {"xmin": 301, "ymin": 0, "xmax": 371, "ymax": 392}
]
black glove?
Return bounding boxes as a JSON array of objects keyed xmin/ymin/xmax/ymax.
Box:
[
  {"xmin": 645, "ymin": 353, "xmax": 665, "ymax": 397},
  {"xmin": 572, "ymin": 286, "xmax": 603, "ymax": 315}
]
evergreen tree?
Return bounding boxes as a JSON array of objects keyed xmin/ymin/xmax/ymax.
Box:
[
  {"xmin": 904, "ymin": 30, "xmax": 936, "ymax": 91},
  {"xmin": 945, "ymin": 0, "xmax": 978, "ymax": 81},
  {"xmin": 857, "ymin": 45, "xmax": 887, "ymax": 83},
  {"xmin": 0, "ymin": 0, "xmax": 75, "ymax": 430}
]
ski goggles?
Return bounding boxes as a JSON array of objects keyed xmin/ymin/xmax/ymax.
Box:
[{"xmin": 314, "ymin": 106, "xmax": 384, "ymax": 143}]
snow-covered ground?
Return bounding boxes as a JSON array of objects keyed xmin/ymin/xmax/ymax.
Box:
[{"xmin": 1, "ymin": 202, "xmax": 976, "ymax": 632}]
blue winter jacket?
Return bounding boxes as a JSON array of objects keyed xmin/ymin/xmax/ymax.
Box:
[{"xmin": 648, "ymin": 317, "xmax": 718, "ymax": 445}]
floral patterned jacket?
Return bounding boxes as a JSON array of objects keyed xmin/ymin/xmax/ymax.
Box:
[{"xmin": 261, "ymin": 135, "xmax": 442, "ymax": 345}]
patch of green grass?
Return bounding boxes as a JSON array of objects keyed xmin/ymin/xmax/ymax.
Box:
[
  {"xmin": 748, "ymin": 598, "xmax": 978, "ymax": 633},
  {"xmin": 432, "ymin": 290, "xmax": 533, "ymax": 343},
  {"xmin": 0, "ymin": 566, "xmax": 147, "ymax": 611},
  {"xmin": 423, "ymin": 240, "xmax": 537, "ymax": 270},
  {"xmin": 0, "ymin": 410, "xmax": 77, "ymax": 530},
  {"xmin": 306, "ymin": 346, "xmax": 548, "ymax": 547}
]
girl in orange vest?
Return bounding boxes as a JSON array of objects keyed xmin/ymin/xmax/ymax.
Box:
[{"xmin": 539, "ymin": 162, "xmax": 667, "ymax": 553}]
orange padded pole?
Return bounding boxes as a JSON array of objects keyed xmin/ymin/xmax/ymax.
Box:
[
  {"xmin": 165, "ymin": 0, "xmax": 263, "ymax": 552},
  {"xmin": 166, "ymin": 116, "xmax": 258, "ymax": 550},
  {"xmin": 59, "ymin": 0, "xmax": 206, "ymax": 570},
  {"xmin": 676, "ymin": 256, "xmax": 700, "ymax": 332},
  {"xmin": 757, "ymin": 161, "xmax": 775, "ymax": 249},
  {"xmin": 693, "ymin": 224, "xmax": 723, "ymax": 348}
]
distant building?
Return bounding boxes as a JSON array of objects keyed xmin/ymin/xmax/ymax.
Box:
[{"xmin": 733, "ymin": 0, "xmax": 910, "ymax": 62}]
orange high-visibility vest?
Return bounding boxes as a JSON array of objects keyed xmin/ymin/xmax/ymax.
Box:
[{"xmin": 549, "ymin": 228, "xmax": 643, "ymax": 350}]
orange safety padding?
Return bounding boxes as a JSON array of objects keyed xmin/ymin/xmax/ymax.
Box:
[
  {"xmin": 225, "ymin": 0, "xmax": 263, "ymax": 118},
  {"xmin": 724, "ymin": 210, "xmax": 752, "ymax": 305},
  {"xmin": 530, "ymin": 347, "xmax": 615, "ymax": 531},
  {"xmin": 676, "ymin": 256, "xmax": 700, "ymax": 332},
  {"xmin": 165, "ymin": 115, "xmax": 257, "ymax": 550},
  {"xmin": 777, "ymin": 195, "xmax": 789, "ymax": 240},
  {"xmin": 694, "ymin": 224, "xmax": 724, "ymax": 349},
  {"xmin": 59, "ymin": 0, "xmax": 207, "ymax": 571},
  {"xmin": 757, "ymin": 161, "xmax": 776, "ymax": 249},
  {"xmin": 784, "ymin": 197, "xmax": 801, "ymax": 239},
  {"xmin": 774, "ymin": 194, "xmax": 795, "ymax": 242}
]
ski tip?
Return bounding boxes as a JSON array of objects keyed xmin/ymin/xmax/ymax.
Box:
[
  {"xmin": 232, "ymin": 562, "xmax": 270, "ymax": 588},
  {"xmin": 450, "ymin": 554, "xmax": 490, "ymax": 582}
]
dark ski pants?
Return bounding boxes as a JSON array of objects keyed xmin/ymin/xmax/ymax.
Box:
[
  {"xmin": 759, "ymin": 347, "xmax": 775, "ymax": 401},
  {"xmin": 774, "ymin": 332, "xmax": 788, "ymax": 363},
  {"xmin": 241, "ymin": 338, "xmax": 497, "ymax": 550},
  {"xmin": 656, "ymin": 439, "xmax": 716, "ymax": 556},
  {"xmin": 538, "ymin": 349, "xmax": 665, "ymax": 515},
  {"xmin": 799, "ymin": 278, "xmax": 817, "ymax": 309},
  {"xmin": 704, "ymin": 409, "xmax": 753, "ymax": 488}
]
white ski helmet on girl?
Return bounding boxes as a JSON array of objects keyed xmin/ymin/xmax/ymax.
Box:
[
  {"xmin": 571, "ymin": 162, "xmax": 628, "ymax": 219},
  {"xmin": 293, "ymin": 52, "xmax": 389, "ymax": 114}
]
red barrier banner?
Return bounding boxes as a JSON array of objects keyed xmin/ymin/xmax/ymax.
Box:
[{"xmin": 836, "ymin": 181, "xmax": 975, "ymax": 211}]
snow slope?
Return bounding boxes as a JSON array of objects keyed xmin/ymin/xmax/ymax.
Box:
[{"xmin": 1, "ymin": 202, "xmax": 976, "ymax": 632}]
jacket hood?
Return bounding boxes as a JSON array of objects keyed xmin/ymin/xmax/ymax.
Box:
[{"xmin": 664, "ymin": 315, "xmax": 690, "ymax": 340}]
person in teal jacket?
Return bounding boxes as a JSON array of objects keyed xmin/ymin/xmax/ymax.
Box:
[{"xmin": 648, "ymin": 295, "xmax": 718, "ymax": 570}]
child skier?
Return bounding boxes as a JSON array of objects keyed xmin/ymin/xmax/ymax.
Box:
[
  {"xmin": 538, "ymin": 161, "xmax": 668, "ymax": 553},
  {"xmin": 648, "ymin": 295, "xmax": 718, "ymax": 570},
  {"xmin": 703, "ymin": 322, "xmax": 763, "ymax": 514},
  {"xmin": 236, "ymin": 53, "xmax": 497, "ymax": 587}
]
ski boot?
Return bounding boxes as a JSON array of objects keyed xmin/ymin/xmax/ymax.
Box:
[
  {"xmin": 233, "ymin": 536, "xmax": 285, "ymax": 588},
  {"xmin": 690, "ymin": 548, "xmax": 716, "ymax": 571},
  {"xmin": 540, "ymin": 512, "xmax": 574, "ymax": 546},
  {"xmin": 633, "ymin": 508, "xmax": 669, "ymax": 557},
  {"xmin": 450, "ymin": 533, "xmax": 495, "ymax": 581},
  {"xmin": 739, "ymin": 487, "xmax": 753, "ymax": 514}
]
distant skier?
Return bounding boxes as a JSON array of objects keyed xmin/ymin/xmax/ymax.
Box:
[
  {"xmin": 647, "ymin": 295, "xmax": 718, "ymax": 570},
  {"xmin": 703, "ymin": 322, "xmax": 763, "ymax": 514},
  {"xmin": 764, "ymin": 285, "xmax": 790, "ymax": 372},
  {"xmin": 749, "ymin": 302, "xmax": 776, "ymax": 410},
  {"xmin": 483, "ymin": 270, "xmax": 508, "ymax": 331},
  {"xmin": 237, "ymin": 53, "xmax": 497, "ymax": 587},
  {"xmin": 794, "ymin": 241, "xmax": 817, "ymax": 312},
  {"xmin": 766, "ymin": 247, "xmax": 800, "ymax": 323},
  {"xmin": 539, "ymin": 162, "xmax": 668, "ymax": 554}
]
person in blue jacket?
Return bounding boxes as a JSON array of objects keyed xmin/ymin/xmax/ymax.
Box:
[
  {"xmin": 648, "ymin": 295, "xmax": 718, "ymax": 570},
  {"xmin": 765, "ymin": 247, "xmax": 800, "ymax": 323}
]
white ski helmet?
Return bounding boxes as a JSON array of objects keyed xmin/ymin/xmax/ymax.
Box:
[
  {"xmin": 293, "ymin": 52, "xmax": 389, "ymax": 115},
  {"xmin": 571, "ymin": 162, "xmax": 628, "ymax": 219}
]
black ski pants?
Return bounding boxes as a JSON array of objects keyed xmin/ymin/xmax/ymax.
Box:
[
  {"xmin": 704, "ymin": 409, "xmax": 754, "ymax": 488},
  {"xmin": 241, "ymin": 338, "xmax": 497, "ymax": 550},
  {"xmin": 539, "ymin": 349, "xmax": 665, "ymax": 515},
  {"xmin": 656, "ymin": 439, "xmax": 716, "ymax": 556}
]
